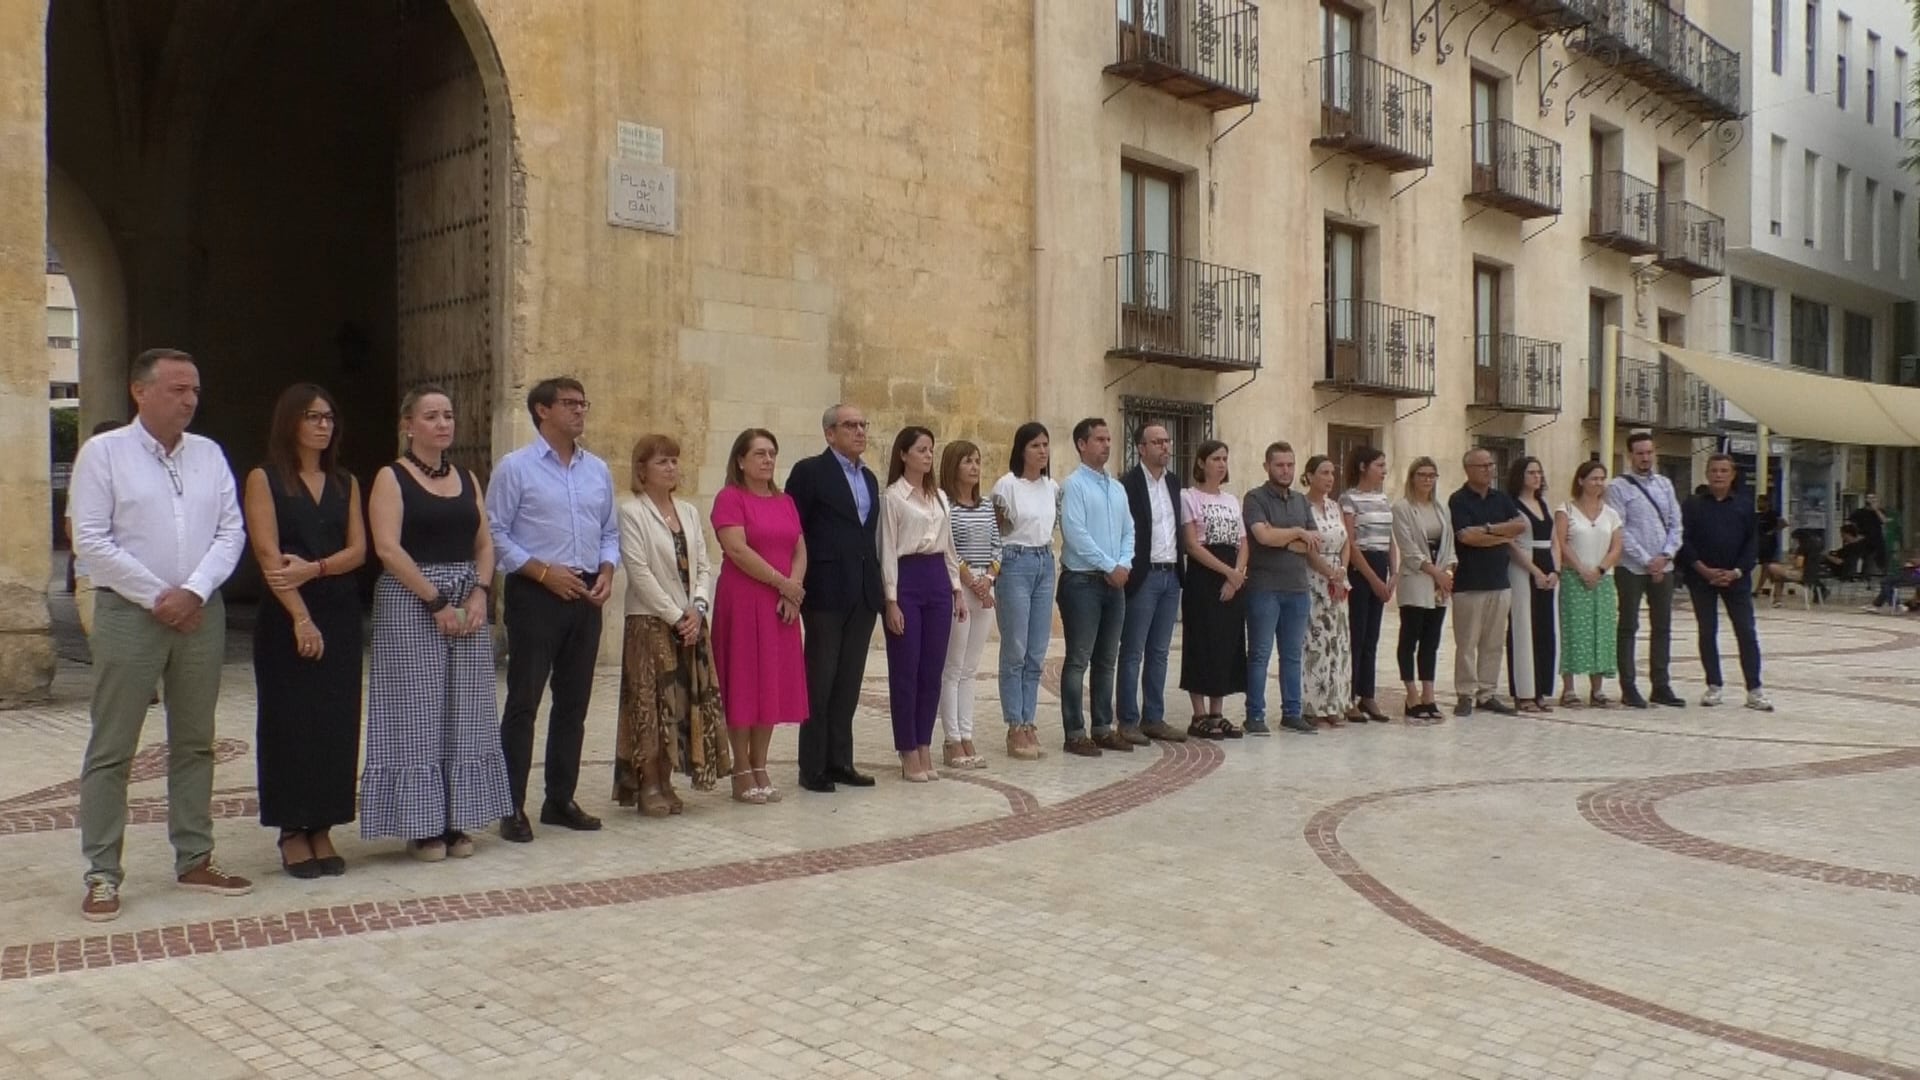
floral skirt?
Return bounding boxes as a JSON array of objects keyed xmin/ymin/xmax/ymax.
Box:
[{"xmin": 615, "ymin": 615, "xmax": 731, "ymax": 799}]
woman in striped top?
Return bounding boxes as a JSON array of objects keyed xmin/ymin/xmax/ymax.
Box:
[
  {"xmin": 937, "ymin": 440, "xmax": 1001, "ymax": 768},
  {"xmin": 1339, "ymin": 446, "xmax": 1397, "ymax": 723}
]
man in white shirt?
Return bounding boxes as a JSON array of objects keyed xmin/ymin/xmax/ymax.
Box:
[
  {"xmin": 1118, "ymin": 423, "xmax": 1187, "ymax": 743},
  {"xmin": 68, "ymin": 349, "xmax": 250, "ymax": 923}
]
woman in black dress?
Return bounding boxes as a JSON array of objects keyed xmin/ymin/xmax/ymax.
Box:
[
  {"xmin": 1177, "ymin": 440, "xmax": 1249, "ymax": 738},
  {"xmin": 243, "ymin": 384, "xmax": 366, "ymax": 878}
]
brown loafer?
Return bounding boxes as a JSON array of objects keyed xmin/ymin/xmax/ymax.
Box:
[
  {"xmin": 1063, "ymin": 735, "xmax": 1103, "ymax": 757},
  {"xmin": 1139, "ymin": 720, "xmax": 1189, "ymax": 743},
  {"xmin": 1094, "ymin": 729, "xmax": 1135, "ymax": 752}
]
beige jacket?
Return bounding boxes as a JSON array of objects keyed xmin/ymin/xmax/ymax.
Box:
[
  {"xmin": 1390, "ymin": 497, "xmax": 1457, "ymax": 609},
  {"xmin": 619, "ymin": 494, "xmax": 713, "ymax": 622}
]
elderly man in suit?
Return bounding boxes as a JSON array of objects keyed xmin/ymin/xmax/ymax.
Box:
[
  {"xmin": 786, "ymin": 403, "xmax": 885, "ymax": 793},
  {"xmin": 1117, "ymin": 422, "xmax": 1187, "ymax": 744}
]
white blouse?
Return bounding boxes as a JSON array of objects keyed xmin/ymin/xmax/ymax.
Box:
[
  {"xmin": 990, "ymin": 473, "xmax": 1059, "ymax": 548},
  {"xmin": 880, "ymin": 479, "xmax": 962, "ymax": 600},
  {"xmin": 1559, "ymin": 501, "xmax": 1623, "ymax": 569}
]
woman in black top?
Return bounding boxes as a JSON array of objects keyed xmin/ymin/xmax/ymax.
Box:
[
  {"xmin": 1505, "ymin": 457, "xmax": 1558, "ymax": 713},
  {"xmin": 244, "ymin": 385, "xmax": 366, "ymax": 878},
  {"xmin": 360, "ymin": 384, "xmax": 513, "ymax": 861}
]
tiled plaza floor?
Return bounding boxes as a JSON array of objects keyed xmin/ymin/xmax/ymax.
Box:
[{"xmin": 2, "ymin": 599, "xmax": 1917, "ymax": 1079}]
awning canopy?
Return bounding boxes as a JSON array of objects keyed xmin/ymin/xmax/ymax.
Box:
[{"xmin": 1632, "ymin": 335, "xmax": 1920, "ymax": 447}]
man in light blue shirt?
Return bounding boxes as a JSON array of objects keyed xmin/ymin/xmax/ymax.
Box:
[
  {"xmin": 486, "ymin": 376, "xmax": 620, "ymax": 841},
  {"xmin": 1605, "ymin": 430, "xmax": 1685, "ymax": 710},
  {"xmin": 1056, "ymin": 418, "xmax": 1134, "ymax": 756}
]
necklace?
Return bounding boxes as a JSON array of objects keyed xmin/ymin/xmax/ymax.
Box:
[{"xmin": 404, "ymin": 449, "xmax": 452, "ymax": 480}]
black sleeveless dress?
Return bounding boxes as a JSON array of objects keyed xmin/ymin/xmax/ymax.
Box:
[{"xmin": 253, "ymin": 468, "xmax": 363, "ymax": 830}]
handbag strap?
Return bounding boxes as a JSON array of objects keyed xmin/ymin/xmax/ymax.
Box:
[{"xmin": 1622, "ymin": 474, "xmax": 1670, "ymax": 531}]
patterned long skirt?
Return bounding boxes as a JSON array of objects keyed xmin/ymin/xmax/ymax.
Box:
[
  {"xmin": 1303, "ymin": 574, "xmax": 1354, "ymax": 717},
  {"xmin": 360, "ymin": 563, "xmax": 513, "ymax": 840},
  {"xmin": 614, "ymin": 615, "xmax": 730, "ymax": 801},
  {"xmin": 1559, "ymin": 573, "xmax": 1618, "ymax": 676}
]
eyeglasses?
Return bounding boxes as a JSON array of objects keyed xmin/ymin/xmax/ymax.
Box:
[
  {"xmin": 1413, "ymin": 471, "xmax": 1439, "ymax": 479},
  {"xmin": 153, "ymin": 448, "xmax": 183, "ymax": 496},
  {"xmin": 554, "ymin": 399, "xmax": 591, "ymax": 412},
  {"xmin": 837, "ymin": 420, "xmax": 870, "ymax": 431},
  {"xmin": 302, "ymin": 411, "xmax": 336, "ymax": 426}
]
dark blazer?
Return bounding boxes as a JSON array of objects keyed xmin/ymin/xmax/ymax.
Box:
[
  {"xmin": 786, "ymin": 447, "xmax": 884, "ymax": 613},
  {"xmin": 1120, "ymin": 463, "xmax": 1185, "ymax": 596}
]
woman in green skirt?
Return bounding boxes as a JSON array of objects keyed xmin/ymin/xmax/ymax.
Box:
[{"xmin": 1553, "ymin": 461, "xmax": 1624, "ymax": 707}]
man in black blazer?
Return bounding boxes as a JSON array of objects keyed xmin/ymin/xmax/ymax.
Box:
[
  {"xmin": 1117, "ymin": 423, "xmax": 1188, "ymax": 744},
  {"xmin": 785, "ymin": 403, "xmax": 884, "ymax": 793}
]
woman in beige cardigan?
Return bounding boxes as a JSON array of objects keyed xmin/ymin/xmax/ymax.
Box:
[
  {"xmin": 1390, "ymin": 457, "xmax": 1457, "ymax": 720},
  {"xmin": 616, "ymin": 434, "xmax": 730, "ymax": 817}
]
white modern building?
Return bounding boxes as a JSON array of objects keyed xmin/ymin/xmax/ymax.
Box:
[{"xmin": 1709, "ymin": 0, "xmax": 1920, "ymax": 543}]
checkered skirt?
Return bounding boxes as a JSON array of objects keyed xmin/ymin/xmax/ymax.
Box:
[{"xmin": 360, "ymin": 562, "xmax": 513, "ymax": 839}]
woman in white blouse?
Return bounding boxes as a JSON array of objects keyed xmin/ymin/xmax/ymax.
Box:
[
  {"xmin": 615, "ymin": 435, "xmax": 731, "ymax": 817},
  {"xmin": 1554, "ymin": 460, "xmax": 1625, "ymax": 707},
  {"xmin": 881, "ymin": 426, "xmax": 964, "ymax": 782},
  {"xmin": 991, "ymin": 422, "xmax": 1057, "ymax": 761}
]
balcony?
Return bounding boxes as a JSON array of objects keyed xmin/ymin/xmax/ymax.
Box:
[
  {"xmin": 1473, "ymin": 334, "xmax": 1563, "ymax": 413},
  {"xmin": 1106, "ymin": 252, "xmax": 1261, "ymax": 373},
  {"xmin": 1312, "ymin": 52, "xmax": 1434, "ymax": 173},
  {"xmin": 1570, "ymin": 0, "xmax": 1741, "ymax": 121},
  {"xmin": 1655, "ymin": 200, "xmax": 1725, "ymax": 279},
  {"xmin": 1107, "ymin": 0, "xmax": 1260, "ymax": 110},
  {"xmin": 1482, "ymin": 0, "xmax": 1594, "ymax": 32},
  {"xmin": 1604, "ymin": 356, "xmax": 1663, "ymax": 426},
  {"xmin": 1658, "ymin": 365, "xmax": 1724, "ymax": 434},
  {"xmin": 1467, "ymin": 120, "xmax": 1563, "ymax": 220},
  {"xmin": 1585, "ymin": 170, "xmax": 1660, "ymax": 256},
  {"xmin": 1321, "ymin": 299, "xmax": 1436, "ymax": 398}
]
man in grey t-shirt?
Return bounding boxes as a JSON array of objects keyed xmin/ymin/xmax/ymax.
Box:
[{"xmin": 1242, "ymin": 442, "xmax": 1339, "ymax": 735}]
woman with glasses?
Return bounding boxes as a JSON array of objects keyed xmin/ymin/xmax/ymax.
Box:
[
  {"xmin": 243, "ymin": 385, "xmax": 366, "ymax": 877},
  {"xmin": 1390, "ymin": 457, "xmax": 1456, "ymax": 719}
]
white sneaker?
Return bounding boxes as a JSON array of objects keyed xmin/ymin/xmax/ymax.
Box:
[
  {"xmin": 1700, "ymin": 686, "xmax": 1724, "ymax": 707},
  {"xmin": 1745, "ymin": 689, "xmax": 1775, "ymax": 712}
]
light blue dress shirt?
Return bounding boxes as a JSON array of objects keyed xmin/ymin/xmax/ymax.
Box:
[
  {"xmin": 1060, "ymin": 463, "xmax": 1133, "ymax": 574},
  {"xmin": 833, "ymin": 448, "xmax": 872, "ymax": 524},
  {"xmin": 486, "ymin": 438, "xmax": 621, "ymax": 574}
]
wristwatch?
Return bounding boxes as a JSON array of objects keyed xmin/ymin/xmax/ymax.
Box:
[
  {"xmin": 425, "ymin": 593, "xmax": 451, "ymax": 613},
  {"xmin": 693, "ymin": 597, "xmax": 711, "ymax": 616}
]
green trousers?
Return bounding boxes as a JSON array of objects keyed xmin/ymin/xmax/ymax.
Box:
[{"xmin": 81, "ymin": 590, "xmax": 226, "ymax": 886}]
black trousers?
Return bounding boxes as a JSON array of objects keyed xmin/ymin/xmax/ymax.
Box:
[
  {"xmin": 798, "ymin": 604, "xmax": 878, "ymax": 779},
  {"xmin": 1347, "ymin": 551, "xmax": 1391, "ymax": 699},
  {"xmin": 500, "ymin": 574, "xmax": 602, "ymax": 813},
  {"xmin": 1687, "ymin": 579, "xmax": 1763, "ymax": 691},
  {"xmin": 1396, "ymin": 605, "xmax": 1447, "ymax": 683},
  {"xmin": 1614, "ymin": 568, "xmax": 1675, "ymax": 694}
]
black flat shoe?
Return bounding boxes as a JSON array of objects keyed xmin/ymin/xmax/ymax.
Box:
[
  {"xmin": 825, "ymin": 767, "xmax": 875, "ymax": 788},
  {"xmin": 797, "ymin": 773, "xmax": 837, "ymax": 794},
  {"xmin": 539, "ymin": 801, "xmax": 603, "ymax": 831},
  {"xmin": 317, "ymin": 856, "xmax": 347, "ymax": 877},
  {"xmin": 277, "ymin": 831, "xmax": 323, "ymax": 880}
]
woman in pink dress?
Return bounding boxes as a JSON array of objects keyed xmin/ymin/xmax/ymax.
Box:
[{"xmin": 710, "ymin": 428, "xmax": 809, "ymax": 805}]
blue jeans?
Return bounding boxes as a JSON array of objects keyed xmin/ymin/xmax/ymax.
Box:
[
  {"xmin": 1118, "ymin": 566, "xmax": 1181, "ymax": 728},
  {"xmin": 1244, "ymin": 589, "xmax": 1310, "ymax": 722},
  {"xmin": 1057, "ymin": 569, "xmax": 1124, "ymax": 736},
  {"xmin": 994, "ymin": 546, "xmax": 1054, "ymax": 728}
]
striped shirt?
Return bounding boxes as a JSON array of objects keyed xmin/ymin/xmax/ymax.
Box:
[
  {"xmin": 1338, "ymin": 488, "xmax": 1394, "ymax": 552},
  {"xmin": 949, "ymin": 499, "xmax": 1002, "ymax": 571}
]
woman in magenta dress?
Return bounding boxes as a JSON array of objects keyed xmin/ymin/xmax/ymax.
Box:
[{"xmin": 710, "ymin": 427, "xmax": 809, "ymax": 805}]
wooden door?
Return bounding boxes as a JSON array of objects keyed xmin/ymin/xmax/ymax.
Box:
[
  {"xmin": 1320, "ymin": 3, "xmax": 1359, "ymax": 135},
  {"xmin": 1474, "ymin": 264, "xmax": 1500, "ymax": 405},
  {"xmin": 1325, "ymin": 223, "xmax": 1362, "ymax": 381}
]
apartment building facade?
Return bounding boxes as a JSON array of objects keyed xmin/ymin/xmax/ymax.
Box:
[{"xmin": 1706, "ymin": 0, "xmax": 1920, "ymax": 542}]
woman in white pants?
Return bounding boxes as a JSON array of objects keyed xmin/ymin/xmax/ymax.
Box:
[{"xmin": 937, "ymin": 440, "xmax": 1000, "ymax": 768}]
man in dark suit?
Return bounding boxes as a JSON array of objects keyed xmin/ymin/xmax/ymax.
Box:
[
  {"xmin": 1117, "ymin": 423, "xmax": 1188, "ymax": 743},
  {"xmin": 786, "ymin": 403, "xmax": 884, "ymax": 793}
]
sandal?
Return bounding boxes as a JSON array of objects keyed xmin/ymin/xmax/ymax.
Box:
[
  {"xmin": 1188, "ymin": 716, "xmax": 1223, "ymax": 740},
  {"xmin": 729, "ymin": 770, "xmax": 766, "ymax": 805},
  {"xmin": 1359, "ymin": 699, "xmax": 1391, "ymax": 723},
  {"xmin": 1589, "ymin": 693, "xmax": 1614, "ymax": 708},
  {"xmin": 408, "ymin": 838, "xmax": 447, "ymax": 862},
  {"xmin": 637, "ymin": 786, "xmax": 673, "ymax": 819},
  {"xmin": 1559, "ymin": 689, "xmax": 1584, "ymax": 708},
  {"xmin": 1517, "ymin": 700, "xmax": 1544, "ymax": 714},
  {"xmin": 752, "ymin": 768, "xmax": 782, "ymax": 802},
  {"xmin": 443, "ymin": 831, "xmax": 475, "ymax": 859},
  {"xmin": 1534, "ymin": 697, "xmax": 1555, "ymax": 714},
  {"xmin": 1214, "ymin": 715, "xmax": 1243, "ymax": 738}
]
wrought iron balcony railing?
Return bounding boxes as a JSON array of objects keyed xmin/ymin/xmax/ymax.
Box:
[
  {"xmin": 1613, "ymin": 355, "xmax": 1662, "ymax": 426},
  {"xmin": 1473, "ymin": 334, "xmax": 1563, "ymax": 413},
  {"xmin": 1656, "ymin": 200, "xmax": 1726, "ymax": 279},
  {"xmin": 1570, "ymin": 0, "xmax": 1741, "ymax": 120},
  {"xmin": 1107, "ymin": 0, "xmax": 1260, "ymax": 110},
  {"xmin": 1586, "ymin": 169, "xmax": 1661, "ymax": 256},
  {"xmin": 1659, "ymin": 364, "xmax": 1724, "ymax": 433},
  {"xmin": 1311, "ymin": 51, "xmax": 1434, "ymax": 173},
  {"xmin": 1322, "ymin": 299, "xmax": 1436, "ymax": 398},
  {"xmin": 1106, "ymin": 252, "xmax": 1261, "ymax": 373},
  {"xmin": 1467, "ymin": 120, "xmax": 1563, "ymax": 220}
]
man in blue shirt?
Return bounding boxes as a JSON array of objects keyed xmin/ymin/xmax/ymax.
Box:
[
  {"xmin": 1679, "ymin": 454, "xmax": 1773, "ymax": 711},
  {"xmin": 487, "ymin": 377, "xmax": 620, "ymax": 841},
  {"xmin": 1057, "ymin": 418, "xmax": 1135, "ymax": 756},
  {"xmin": 1606, "ymin": 431, "xmax": 1686, "ymax": 709}
]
